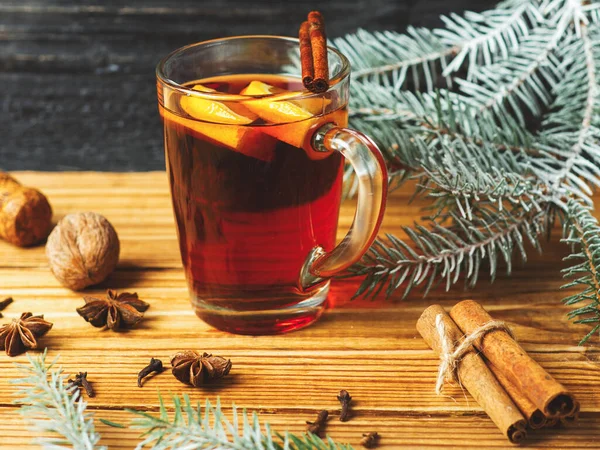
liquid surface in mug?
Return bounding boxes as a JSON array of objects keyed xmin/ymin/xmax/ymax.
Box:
[{"xmin": 161, "ymin": 74, "xmax": 347, "ymax": 333}]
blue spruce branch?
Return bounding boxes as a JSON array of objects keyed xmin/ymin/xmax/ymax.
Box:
[
  {"xmin": 338, "ymin": 0, "xmax": 600, "ymax": 345},
  {"xmin": 561, "ymin": 199, "xmax": 600, "ymax": 345}
]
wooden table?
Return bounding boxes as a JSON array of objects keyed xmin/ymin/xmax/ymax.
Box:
[{"xmin": 0, "ymin": 172, "xmax": 598, "ymax": 449}]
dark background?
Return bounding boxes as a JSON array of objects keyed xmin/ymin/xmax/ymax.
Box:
[{"xmin": 1, "ymin": 0, "xmax": 497, "ymax": 171}]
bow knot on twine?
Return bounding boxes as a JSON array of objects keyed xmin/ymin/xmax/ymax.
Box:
[{"xmin": 435, "ymin": 314, "xmax": 515, "ymax": 395}]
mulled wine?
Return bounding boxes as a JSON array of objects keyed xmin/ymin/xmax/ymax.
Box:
[{"xmin": 161, "ymin": 74, "xmax": 348, "ymax": 334}]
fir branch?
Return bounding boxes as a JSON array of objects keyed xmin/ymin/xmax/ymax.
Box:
[
  {"xmin": 417, "ymin": 168, "xmax": 547, "ymax": 221},
  {"xmin": 585, "ymin": 2, "xmax": 600, "ymax": 24},
  {"xmin": 339, "ymin": 27, "xmax": 456, "ymax": 91},
  {"xmin": 343, "ymin": 1, "xmax": 541, "ymax": 91},
  {"xmin": 456, "ymin": 26, "xmax": 565, "ymax": 124},
  {"xmin": 350, "ymin": 89, "xmax": 549, "ymax": 211},
  {"xmin": 128, "ymin": 395, "xmax": 353, "ymax": 450},
  {"xmin": 349, "ymin": 85, "xmax": 541, "ymax": 158},
  {"xmin": 546, "ymin": 22, "xmax": 600, "ymax": 202},
  {"xmin": 561, "ymin": 199, "xmax": 600, "ymax": 345},
  {"xmin": 437, "ymin": 2, "xmax": 540, "ymax": 76},
  {"xmin": 350, "ymin": 205, "xmax": 549, "ymax": 300},
  {"xmin": 341, "ymin": 0, "xmax": 600, "ymax": 344},
  {"xmin": 349, "ymin": 90, "xmax": 550, "ymax": 210},
  {"xmin": 13, "ymin": 350, "xmax": 104, "ymax": 450}
]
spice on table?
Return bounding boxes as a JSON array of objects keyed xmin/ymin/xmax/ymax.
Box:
[
  {"xmin": 306, "ymin": 410, "xmax": 328, "ymax": 435},
  {"xmin": 0, "ymin": 297, "xmax": 14, "ymax": 311},
  {"xmin": 0, "ymin": 312, "xmax": 53, "ymax": 357},
  {"xmin": 76, "ymin": 290, "xmax": 149, "ymax": 330},
  {"xmin": 449, "ymin": 300, "xmax": 577, "ymax": 418},
  {"xmin": 137, "ymin": 358, "xmax": 164, "ymax": 388},
  {"xmin": 170, "ymin": 351, "xmax": 232, "ymax": 387},
  {"xmin": 68, "ymin": 372, "xmax": 95, "ymax": 398},
  {"xmin": 46, "ymin": 212, "xmax": 120, "ymax": 291},
  {"xmin": 360, "ymin": 432, "xmax": 380, "ymax": 448},
  {"xmin": 298, "ymin": 11, "xmax": 329, "ymax": 93},
  {"xmin": 337, "ymin": 389, "xmax": 352, "ymax": 421},
  {"xmin": 417, "ymin": 304, "xmax": 527, "ymax": 444},
  {"xmin": 0, "ymin": 173, "xmax": 53, "ymax": 247},
  {"xmin": 0, "ymin": 297, "xmax": 13, "ymax": 319}
]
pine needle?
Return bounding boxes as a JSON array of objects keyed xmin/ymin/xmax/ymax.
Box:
[
  {"xmin": 12, "ymin": 350, "xmax": 104, "ymax": 450},
  {"xmin": 128, "ymin": 396, "xmax": 354, "ymax": 449}
]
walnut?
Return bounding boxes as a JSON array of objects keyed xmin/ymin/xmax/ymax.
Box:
[
  {"xmin": 0, "ymin": 173, "xmax": 53, "ymax": 247},
  {"xmin": 45, "ymin": 212, "xmax": 120, "ymax": 290}
]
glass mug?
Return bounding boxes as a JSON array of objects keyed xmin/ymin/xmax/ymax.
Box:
[{"xmin": 156, "ymin": 36, "xmax": 387, "ymax": 334}]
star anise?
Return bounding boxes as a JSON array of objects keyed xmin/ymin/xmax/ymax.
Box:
[
  {"xmin": 170, "ymin": 351, "xmax": 232, "ymax": 387},
  {"xmin": 0, "ymin": 312, "xmax": 53, "ymax": 356},
  {"xmin": 76, "ymin": 290, "xmax": 149, "ymax": 330}
]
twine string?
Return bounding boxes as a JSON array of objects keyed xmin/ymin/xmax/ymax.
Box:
[{"xmin": 434, "ymin": 314, "xmax": 515, "ymax": 395}]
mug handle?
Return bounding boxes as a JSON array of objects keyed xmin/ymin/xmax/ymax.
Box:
[{"xmin": 300, "ymin": 123, "xmax": 388, "ymax": 289}]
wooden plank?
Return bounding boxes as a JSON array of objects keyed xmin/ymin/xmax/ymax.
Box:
[
  {"xmin": 1, "ymin": 409, "xmax": 599, "ymax": 449},
  {"xmin": 0, "ymin": 172, "xmax": 598, "ymax": 449}
]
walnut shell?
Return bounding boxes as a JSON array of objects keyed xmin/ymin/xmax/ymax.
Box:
[
  {"xmin": 0, "ymin": 173, "xmax": 53, "ymax": 247},
  {"xmin": 46, "ymin": 212, "xmax": 120, "ymax": 291}
]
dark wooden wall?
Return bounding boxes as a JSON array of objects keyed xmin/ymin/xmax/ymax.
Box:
[{"xmin": 1, "ymin": 0, "xmax": 497, "ymax": 171}]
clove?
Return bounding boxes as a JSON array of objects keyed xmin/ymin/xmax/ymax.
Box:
[
  {"xmin": 68, "ymin": 372, "xmax": 95, "ymax": 398},
  {"xmin": 137, "ymin": 358, "xmax": 164, "ymax": 387},
  {"xmin": 337, "ymin": 389, "xmax": 352, "ymax": 421},
  {"xmin": 0, "ymin": 297, "xmax": 13, "ymax": 318},
  {"xmin": 306, "ymin": 410, "xmax": 328, "ymax": 435},
  {"xmin": 360, "ymin": 432, "xmax": 380, "ymax": 448}
]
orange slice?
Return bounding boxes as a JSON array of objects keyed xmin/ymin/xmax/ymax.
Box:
[
  {"xmin": 159, "ymin": 105, "xmax": 276, "ymax": 162},
  {"xmin": 240, "ymin": 81, "xmax": 345, "ymax": 159},
  {"xmin": 240, "ymin": 80, "xmax": 330, "ymax": 115},
  {"xmin": 240, "ymin": 81, "xmax": 313, "ymax": 124},
  {"xmin": 180, "ymin": 84, "xmax": 258, "ymax": 125}
]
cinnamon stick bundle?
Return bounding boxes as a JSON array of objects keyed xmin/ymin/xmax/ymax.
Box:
[
  {"xmin": 299, "ymin": 11, "xmax": 329, "ymax": 93},
  {"xmin": 417, "ymin": 305, "xmax": 528, "ymax": 444},
  {"xmin": 450, "ymin": 300, "xmax": 577, "ymax": 418}
]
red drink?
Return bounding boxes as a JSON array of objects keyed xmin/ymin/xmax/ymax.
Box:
[{"xmin": 161, "ymin": 74, "xmax": 348, "ymax": 334}]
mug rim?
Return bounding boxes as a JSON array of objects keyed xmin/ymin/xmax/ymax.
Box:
[{"xmin": 156, "ymin": 35, "xmax": 351, "ymax": 102}]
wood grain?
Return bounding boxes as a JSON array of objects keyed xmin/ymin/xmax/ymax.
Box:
[{"xmin": 0, "ymin": 172, "xmax": 598, "ymax": 449}]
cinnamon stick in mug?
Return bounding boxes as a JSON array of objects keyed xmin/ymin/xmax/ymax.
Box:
[
  {"xmin": 450, "ymin": 300, "xmax": 577, "ymax": 418},
  {"xmin": 299, "ymin": 21, "xmax": 314, "ymax": 89},
  {"xmin": 307, "ymin": 11, "xmax": 329, "ymax": 93},
  {"xmin": 417, "ymin": 305, "xmax": 527, "ymax": 444}
]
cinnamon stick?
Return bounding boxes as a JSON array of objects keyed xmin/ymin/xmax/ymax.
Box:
[
  {"xmin": 417, "ymin": 305, "xmax": 527, "ymax": 444},
  {"xmin": 493, "ymin": 369, "xmax": 547, "ymax": 429},
  {"xmin": 544, "ymin": 417, "xmax": 559, "ymax": 428},
  {"xmin": 543, "ymin": 401, "xmax": 580, "ymax": 428},
  {"xmin": 299, "ymin": 11, "xmax": 329, "ymax": 93},
  {"xmin": 299, "ymin": 21, "xmax": 314, "ymax": 89},
  {"xmin": 450, "ymin": 300, "xmax": 577, "ymax": 418},
  {"xmin": 560, "ymin": 401, "xmax": 580, "ymax": 427}
]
